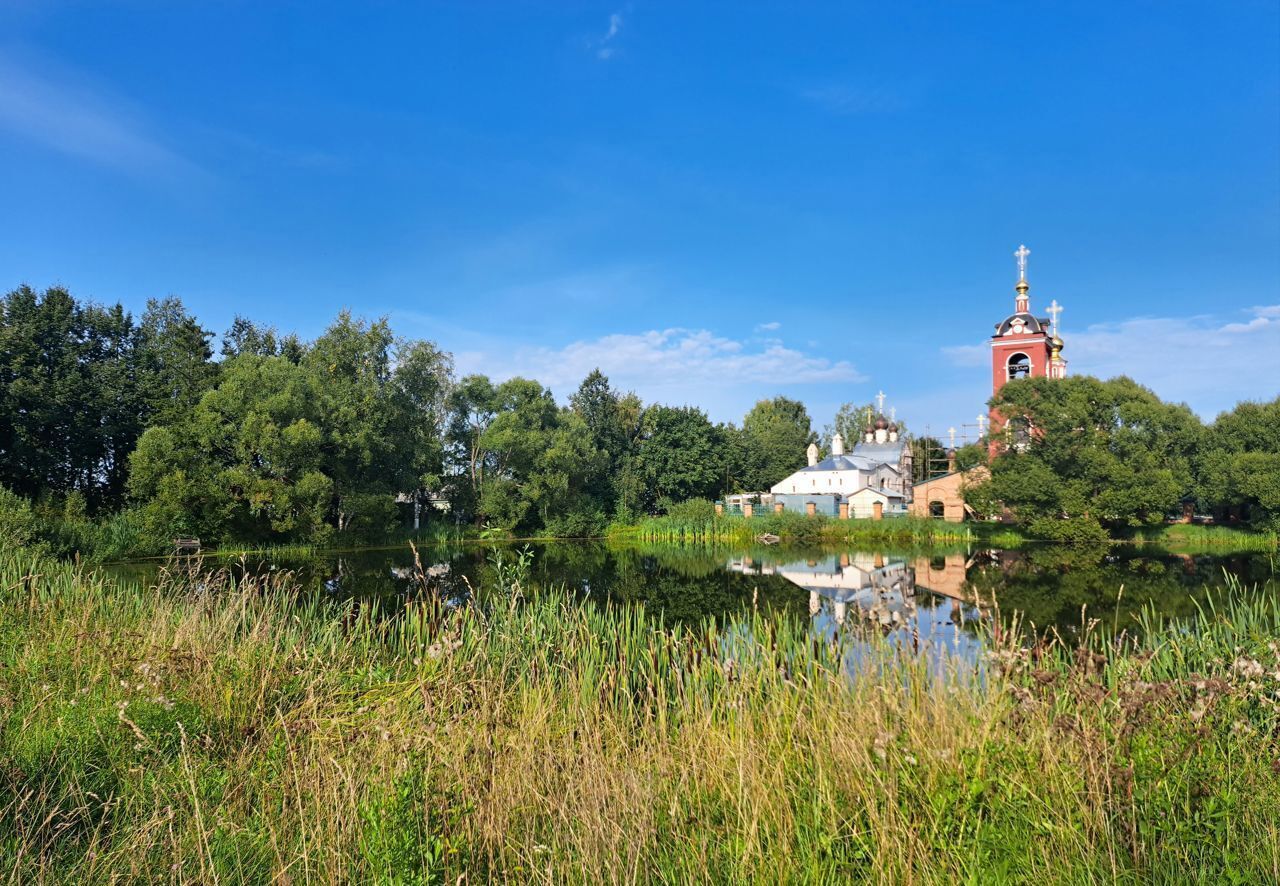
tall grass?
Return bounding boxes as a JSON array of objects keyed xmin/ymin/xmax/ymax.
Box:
[
  {"xmin": 1131, "ymin": 522, "xmax": 1280, "ymax": 552},
  {"xmin": 1, "ymin": 544, "xmax": 1278, "ymax": 882},
  {"xmin": 613, "ymin": 511, "xmax": 984, "ymax": 547}
]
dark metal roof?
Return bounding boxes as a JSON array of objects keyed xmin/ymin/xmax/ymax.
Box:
[{"xmin": 994, "ymin": 312, "xmax": 1050, "ymax": 337}]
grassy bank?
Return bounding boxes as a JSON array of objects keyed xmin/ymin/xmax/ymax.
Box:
[
  {"xmin": 610, "ymin": 512, "xmax": 1025, "ymax": 549},
  {"xmin": 2, "ymin": 547, "xmax": 1279, "ymax": 882},
  {"xmin": 1131, "ymin": 522, "xmax": 1280, "ymax": 552}
]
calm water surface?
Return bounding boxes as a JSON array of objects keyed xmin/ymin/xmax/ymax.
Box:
[{"xmin": 108, "ymin": 541, "xmax": 1277, "ymax": 662}]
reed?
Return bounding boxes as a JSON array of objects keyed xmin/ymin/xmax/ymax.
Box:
[
  {"xmin": 1130, "ymin": 522, "xmax": 1280, "ymax": 552},
  {"xmin": 613, "ymin": 512, "xmax": 983, "ymax": 547},
  {"xmin": 1, "ymin": 543, "xmax": 1277, "ymax": 883}
]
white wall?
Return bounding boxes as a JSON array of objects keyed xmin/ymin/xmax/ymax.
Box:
[{"xmin": 770, "ymin": 468, "xmax": 868, "ymax": 496}]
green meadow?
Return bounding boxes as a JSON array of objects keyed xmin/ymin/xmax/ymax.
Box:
[{"xmin": 2, "ymin": 541, "xmax": 1278, "ymax": 883}]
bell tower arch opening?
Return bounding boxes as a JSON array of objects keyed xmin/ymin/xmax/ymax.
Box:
[{"xmin": 1006, "ymin": 352, "xmax": 1031, "ymax": 380}]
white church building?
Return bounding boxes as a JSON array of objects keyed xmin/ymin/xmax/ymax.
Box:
[{"xmin": 767, "ymin": 416, "xmax": 913, "ymax": 518}]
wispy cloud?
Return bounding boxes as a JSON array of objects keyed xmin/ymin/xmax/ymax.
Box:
[
  {"xmin": 942, "ymin": 304, "xmax": 1280, "ymax": 419},
  {"xmin": 455, "ymin": 327, "xmax": 864, "ymax": 417},
  {"xmin": 755, "ymin": 320, "xmax": 781, "ymax": 332},
  {"xmin": 0, "ymin": 52, "xmax": 198, "ymax": 180},
  {"xmin": 594, "ymin": 11, "xmax": 624, "ymax": 60},
  {"xmin": 799, "ymin": 83, "xmax": 904, "ymax": 115}
]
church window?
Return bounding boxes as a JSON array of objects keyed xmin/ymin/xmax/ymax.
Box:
[{"xmin": 1007, "ymin": 352, "xmax": 1031, "ymax": 380}]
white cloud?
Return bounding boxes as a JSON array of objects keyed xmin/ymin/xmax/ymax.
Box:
[
  {"xmin": 940, "ymin": 343, "xmax": 987, "ymax": 367},
  {"xmin": 755, "ymin": 320, "xmax": 781, "ymax": 332},
  {"xmin": 0, "ymin": 53, "xmax": 198, "ymax": 179},
  {"xmin": 455, "ymin": 328, "xmax": 865, "ymax": 416},
  {"xmin": 942, "ymin": 304, "xmax": 1280, "ymax": 419},
  {"xmin": 595, "ymin": 11, "xmax": 624, "ymax": 60}
]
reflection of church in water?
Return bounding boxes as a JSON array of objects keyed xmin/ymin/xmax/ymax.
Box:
[{"xmin": 728, "ymin": 550, "xmax": 979, "ymax": 629}]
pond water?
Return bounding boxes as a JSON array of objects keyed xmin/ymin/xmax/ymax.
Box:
[{"xmin": 106, "ymin": 541, "xmax": 1278, "ymax": 663}]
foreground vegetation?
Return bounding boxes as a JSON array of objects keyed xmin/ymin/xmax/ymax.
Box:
[
  {"xmin": 2, "ymin": 543, "xmax": 1279, "ymax": 883},
  {"xmin": 610, "ymin": 508, "xmax": 1017, "ymax": 549},
  {"xmin": 1129, "ymin": 522, "xmax": 1280, "ymax": 552}
]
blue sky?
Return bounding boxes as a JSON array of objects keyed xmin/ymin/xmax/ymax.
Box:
[{"xmin": 2, "ymin": 1, "xmax": 1277, "ymax": 442}]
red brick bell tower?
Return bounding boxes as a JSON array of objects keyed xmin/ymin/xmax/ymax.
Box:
[{"xmin": 988, "ymin": 245, "xmax": 1066, "ymax": 455}]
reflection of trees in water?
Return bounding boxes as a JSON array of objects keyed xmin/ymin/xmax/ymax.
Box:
[
  {"xmin": 114, "ymin": 542, "xmax": 1275, "ymax": 639},
  {"xmin": 964, "ymin": 545, "xmax": 1277, "ymax": 639},
  {"xmin": 533, "ymin": 542, "xmax": 809, "ymax": 623}
]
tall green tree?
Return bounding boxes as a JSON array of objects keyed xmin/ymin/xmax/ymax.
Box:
[
  {"xmin": 446, "ymin": 376, "xmax": 606, "ymax": 534},
  {"xmin": 569, "ymin": 369, "xmax": 629, "ymax": 515},
  {"xmin": 130, "ymin": 313, "xmax": 452, "ymax": 546},
  {"xmin": 635, "ymin": 405, "xmax": 722, "ymax": 509},
  {"xmin": 137, "ymin": 297, "xmax": 218, "ymax": 428},
  {"xmin": 0, "ymin": 285, "xmax": 145, "ymax": 507},
  {"xmin": 968, "ymin": 376, "xmax": 1204, "ymax": 537},
  {"xmin": 822, "ymin": 401, "xmax": 878, "ymax": 450},
  {"xmin": 740, "ymin": 397, "xmax": 815, "ymax": 490},
  {"xmin": 304, "ymin": 313, "xmax": 411, "ymax": 532},
  {"xmin": 129, "ymin": 354, "xmax": 331, "ymax": 543},
  {"xmin": 445, "ymin": 374, "xmax": 499, "ymax": 522},
  {"xmin": 1196, "ymin": 397, "xmax": 1280, "ymax": 531}
]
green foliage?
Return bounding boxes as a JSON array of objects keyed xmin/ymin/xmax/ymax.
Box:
[
  {"xmin": 635, "ymin": 405, "xmax": 723, "ymax": 506},
  {"xmin": 0, "ymin": 484, "xmax": 41, "ymax": 551},
  {"xmin": 662, "ymin": 497, "xmax": 718, "ymax": 523},
  {"xmin": 127, "ymin": 314, "xmax": 451, "ymax": 549},
  {"xmin": 970, "ymin": 376, "xmax": 1204, "ymax": 535},
  {"xmin": 953, "ymin": 441, "xmax": 987, "ymax": 473},
  {"xmin": 358, "ymin": 768, "xmax": 448, "ymax": 885},
  {"xmin": 617, "ymin": 511, "xmax": 975, "ymax": 547},
  {"xmin": 739, "ymin": 396, "xmax": 814, "ymax": 491},
  {"xmin": 1196, "ymin": 397, "xmax": 1280, "ymax": 531},
  {"xmin": 447, "ymin": 376, "xmax": 608, "ymax": 536},
  {"xmin": 0, "ymin": 286, "xmax": 152, "ymax": 508},
  {"xmin": 1026, "ymin": 514, "xmax": 1112, "ymax": 546},
  {"xmin": 4, "ymin": 284, "xmax": 1273, "ymax": 554}
]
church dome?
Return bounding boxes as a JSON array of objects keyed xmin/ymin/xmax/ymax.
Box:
[
  {"xmin": 874, "ymin": 417, "xmax": 888, "ymax": 430},
  {"xmin": 1051, "ymin": 334, "xmax": 1064, "ymax": 350}
]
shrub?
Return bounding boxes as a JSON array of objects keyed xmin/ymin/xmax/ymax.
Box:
[
  {"xmin": 662, "ymin": 497, "xmax": 718, "ymax": 523},
  {"xmin": 0, "ymin": 485, "xmax": 41, "ymax": 551},
  {"xmin": 1027, "ymin": 514, "xmax": 1110, "ymax": 546}
]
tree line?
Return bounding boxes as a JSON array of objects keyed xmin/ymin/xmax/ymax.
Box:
[
  {"xmin": 969, "ymin": 375, "xmax": 1280, "ymax": 538},
  {"xmin": 2, "ymin": 284, "xmax": 1276, "ymax": 555},
  {"xmin": 0, "ymin": 285, "xmax": 835, "ymax": 553}
]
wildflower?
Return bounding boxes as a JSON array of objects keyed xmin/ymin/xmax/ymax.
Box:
[
  {"xmin": 1231, "ymin": 720, "xmax": 1256, "ymax": 737},
  {"xmin": 721, "ymin": 658, "xmax": 737, "ymax": 682},
  {"xmin": 1232, "ymin": 657, "xmax": 1265, "ymax": 679}
]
